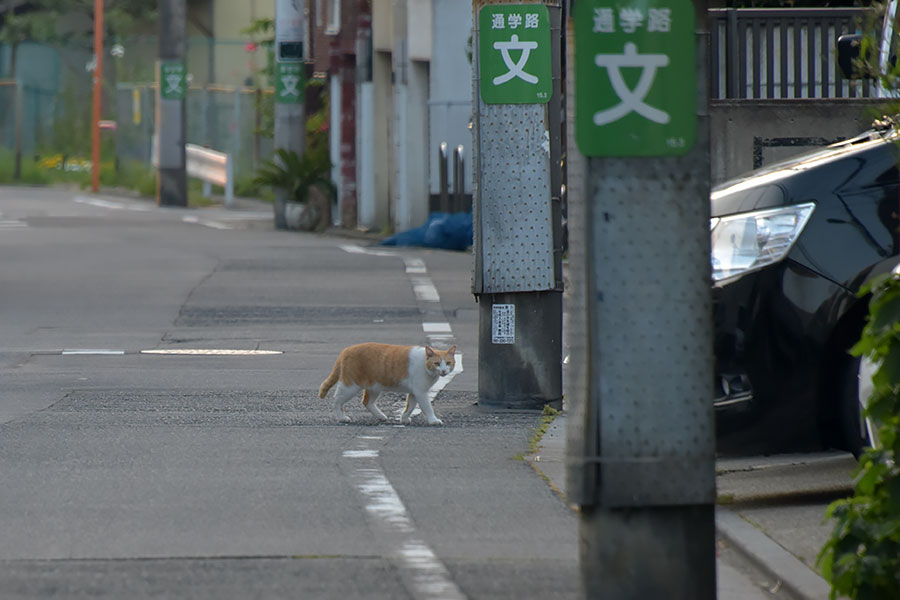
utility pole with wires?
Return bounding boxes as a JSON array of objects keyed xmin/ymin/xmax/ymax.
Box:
[{"xmin": 156, "ymin": 0, "xmax": 187, "ymax": 207}]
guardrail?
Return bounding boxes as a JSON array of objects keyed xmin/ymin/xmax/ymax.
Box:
[
  {"xmin": 186, "ymin": 144, "xmax": 234, "ymax": 208},
  {"xmin": 151, "ymin": 136, "xmax": 234, "ymax": 208}
]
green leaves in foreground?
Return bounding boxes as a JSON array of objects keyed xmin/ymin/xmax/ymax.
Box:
[{"xmin": 818, "ymin": 274, "xmax": 900, "ymax": 600}]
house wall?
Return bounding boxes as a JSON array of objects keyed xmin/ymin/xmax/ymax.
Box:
[
  {"xmin": 209, "ymin": 0, "xmax": 273, "ymax": 85},
  {"xmin": 372, "ymin": 0, "xmax": 393, "ymax": 52},
  {"xmin": 709, "ymin": 99, "xmax": 886, "ymax": 184},
  {"xmin": 314, "ymin": 0, "xmax": 471, "ymax": 231},
  {"xmin": 408, "ymin": 0, "xmax": 432, "ymax": 61},
  {"xmin": 373, "ymin": 50, "xmax": 394, "ymax": 227},
  {"xmin": 429, "ymin": 0, "xmax": 472, "ymax": 196}
]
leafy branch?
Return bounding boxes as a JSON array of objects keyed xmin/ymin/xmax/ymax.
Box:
[{"xmin": 818, "ymin": 272, "xmax": 900, "ymax": 599}]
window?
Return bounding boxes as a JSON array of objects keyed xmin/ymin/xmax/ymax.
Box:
[{"xmin": 326, "ymin": 0, "xmax": 340, "ymax": 35}]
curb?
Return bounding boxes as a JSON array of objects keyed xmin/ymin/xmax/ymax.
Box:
[
  {"xmin": 535, "ymin": 414, "xmax": 837, "ymax": 600},
  {"xmin": 716, "ymin": 509, "xmax": 833, "ymax": 600}
]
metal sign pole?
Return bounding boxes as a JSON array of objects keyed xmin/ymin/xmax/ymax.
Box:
[
  {"xmin": 567, "ymin": 0, "xmax": 716, "ymax": 597},
  {"xmin": 472, "ymin": 1, "xmax": 564, "ymax": 412}
]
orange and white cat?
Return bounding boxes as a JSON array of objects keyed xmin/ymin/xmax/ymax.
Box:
[{"xmin": 319, "ymin": 342, "xmax": 456, "ymax": 425}]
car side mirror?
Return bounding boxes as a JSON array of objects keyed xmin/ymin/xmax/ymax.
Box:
[
  {"xmin": 838, "ymin": 33, "xmax": 897, "ymax": 80},
  {"xmin": 837, "ymin": 34, "xmax": 864, "ymax": 79}
]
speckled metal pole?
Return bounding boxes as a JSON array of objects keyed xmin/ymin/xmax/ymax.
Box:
[{"xmin": 472, "ymin": 0, "xmax": 564, "ymax": 411}]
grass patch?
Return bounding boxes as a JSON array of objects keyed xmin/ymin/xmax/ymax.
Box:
[
  {"xmin": 0, "ymin": 151, "xmax": 262, "ymax": 208},
  {"xmin": 527, "ymin": 404, "xmax": 560, "ymax": 456}
]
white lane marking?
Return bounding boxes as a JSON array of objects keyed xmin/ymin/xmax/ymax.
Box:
[
  {"xmin": 61, "ymin": 349, "xmax": 126, "ymax": 355},
  {"xmin": 73, "ymin": 196, "xmax": 150, "ymax": 212},
  {"xmin": 405, "ymin": 258, "xmax": 427, "ymax": 274},
  {"xmin": 140, "ymin": 349, "xmax": 282, "ymax": 356},
  {"xmin": 343, "ymin": 450, "xmax": 379, "ymax": 458},
  {"xmin": 411, "ymin": 277, "xmax": 441, "ymax": 302},
  {"xmin": 349, "ymin": 443, "xmax": 467, "ymax": 600},
  {"xmin": 339, "ymin": 243, "xmax": 398, "ymax": 258},
  {"xmin": 74, "ymin": 197, "xmax": 125, "ymax": 210},
  {"xmin": 182, "ymin": 215, "xmax": 234, "ymax": 230},
  {"xmin": 0, "ymin": 220, "xmax": 27, "ymax": 228},
  {"xmin": 422, "ymin": 322, "xmax": 452, "ymax": 333}
]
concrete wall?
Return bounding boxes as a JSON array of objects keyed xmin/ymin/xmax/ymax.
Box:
[
  {"xmin": 429, "ymin": 0, "xmax": 473, "ymax": 196},
  {"xmin": 710, "ymin": 99, "xmax": 889, "ymax": 185}
]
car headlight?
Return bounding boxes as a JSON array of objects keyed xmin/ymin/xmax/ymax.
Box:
[{"xmin": 710, "ymin": 202, "xmax": 815, "ymax": 282}]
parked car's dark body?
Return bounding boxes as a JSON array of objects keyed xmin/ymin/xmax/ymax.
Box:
[{"xmin": 712, "ymin": 124, "xmax": 900, "ymax": 455}]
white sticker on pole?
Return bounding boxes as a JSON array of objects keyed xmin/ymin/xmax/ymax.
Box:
[{"xmin": 492, "ymin": 304, "xmax": 515, "ymax": 344}]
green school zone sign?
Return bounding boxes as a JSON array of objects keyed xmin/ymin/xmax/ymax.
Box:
[
  {"xmin": 159, "ymin": 62, "xmax": 186, "ymax": 100},
  {"xmin": 479, "ymin": 4, "xmax": 552, "ymax": 104},
  {"xmin": 574, "ymin": 0, "xmax": 696, "ymax": 156}
]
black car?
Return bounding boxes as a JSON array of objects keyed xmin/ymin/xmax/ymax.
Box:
[{"xmin": 712, "ymin": 121, "xmax": 899, "ymax": 456}]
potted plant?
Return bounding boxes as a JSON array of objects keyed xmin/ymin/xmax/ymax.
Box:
[{"xmin": 254, "ymin": 148, "xmax": 335, "ymax": 231}]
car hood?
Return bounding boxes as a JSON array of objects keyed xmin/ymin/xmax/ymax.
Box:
[{"xmin": 710, "ymin": 127, "xmax": 899, "ymax": 218}]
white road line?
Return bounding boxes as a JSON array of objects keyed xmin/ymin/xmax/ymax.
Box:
[
  {"xmin": 73, "ymin": 196, "xmax": 150, "ymax": 212},
  {"xmin": 140, "ymin": 349, "xmax": 283, "ymax": 356},
  {"xmin": 74, "ymin": 197, "xmax": 125, "ymax": 210},
  {"xmin": 339, "ymin": 243, "xmax": 398, "ymax": 258},
  {"xmin": 411, "ymin": 277, "xmax": 441, "ymax": 302},
  {"xmin": 405, "ymin": 258, "xmax": 427, "ymax": 274},
  {"xmin": 182, "ymin": 215, "xmax": 234, "ymax": 230},
  {"xmin": 422, "ymin": 322, "xmax": 452, "ymax": 333},
  {"xmin": 347, "ymin": 440, "xmax": 467, "ymax": 600},
  {"xmin": 61, "ymin": 349, "xmax": 126, "ymax": 355},
  {"xmin": 0, "ymin": 220, "xmax": 27, "ymax": 228},
  {"xmin": 343, "ymin": 450, "xmax": 379, "ymax": 458}
]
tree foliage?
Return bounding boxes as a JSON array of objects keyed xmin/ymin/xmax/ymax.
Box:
[
  {"xmin": 818, "ymin": 272, "xmax": 900, "ymax": 599},
  {"xmin": 0, "ymin": 0, "xmax": 156, "ymax": 49}
]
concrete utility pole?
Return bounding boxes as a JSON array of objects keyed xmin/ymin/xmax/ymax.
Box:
[
  {"xmin": 157, "ymin": 0, "xmax": 187, "ymax": 207},
  {"xmin": 91, "ymin": 0, "xmax": 103, "ymax": 193},
  {"xmin": 272, "ymin": 0, "xmax": 306, "ymax": 229},
  {"xmin": 565, "ymin": 0, "xmax": 716, "ymax": 598},
  {"xmin": 471, "ymin": 1, "xmax": 564, "ymax": 411}
]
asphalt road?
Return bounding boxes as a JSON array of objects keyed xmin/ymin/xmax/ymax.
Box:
[
  {"xmin": 0, "ymin": 187, "xmax": 576, "ymax": 599},
  {"xmin": 0, "ymin": 186, "xmax": 858, "ymax": 600}
]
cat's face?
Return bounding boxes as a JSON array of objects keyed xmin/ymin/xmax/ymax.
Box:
[{"xmin": 425, "ymin": 345, "xmax": 456, "ymax": 377}]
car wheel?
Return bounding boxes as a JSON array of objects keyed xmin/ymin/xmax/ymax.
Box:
[{"xmin": 840, "ymin": 353, "xmax": 880, "ymax": 457}]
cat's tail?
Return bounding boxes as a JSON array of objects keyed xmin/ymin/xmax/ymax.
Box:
[{"xmin": 318, "ymin": 363, "xmax": 340, "ymax": 399}]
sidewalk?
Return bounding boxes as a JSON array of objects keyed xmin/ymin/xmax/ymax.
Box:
[{"xmin": 530, "ymin": 414, "xmax": 835, "ymax": 600}]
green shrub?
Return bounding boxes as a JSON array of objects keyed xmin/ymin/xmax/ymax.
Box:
[
  {"xmin": 253, "ymin": 148, "xmax": 334, "ymax": 204},
  {"xmin": 818, "ymin": 272, "xmax": 900, "ymax": 599}
]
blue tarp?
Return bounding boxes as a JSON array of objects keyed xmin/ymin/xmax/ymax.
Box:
[{"xmin": 380, "ymin": 212, "xmax": 473, "ymax": 251}]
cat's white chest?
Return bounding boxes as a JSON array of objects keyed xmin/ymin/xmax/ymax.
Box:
[{"xmin": 365, "ymin": 348, "xmax": 438, "ymax": 395}]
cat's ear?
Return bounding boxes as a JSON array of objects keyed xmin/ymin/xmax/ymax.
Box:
[
  {"xmin": 425, "ymin": 346, "xmax": 435, "ymax": 357},
  {"xmin": 447, "ymin": 346, "xmax": 457, "ymax": 355}
]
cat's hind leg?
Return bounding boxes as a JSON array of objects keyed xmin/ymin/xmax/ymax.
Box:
[
  {"xmin": 400, "ymin": 393, "xmax": 415, "ymax": 425},
  {"xmin": 362, "ymin": 390, "xmax": 389, "ymax": 422},
  {"xmin": 332, "ymin": 382, "xmax": 359, "ymax": 423}
]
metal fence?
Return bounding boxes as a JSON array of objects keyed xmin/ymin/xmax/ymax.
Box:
[
  {"xmin": 115, "ymin": 83, "xmax": 273, "ymax": 182},
  {"xmin": 0, "ymin": 37, "xmax": 274, "ymax": 182},
  {"xmin": 709, "ymin": 7, "xmax": 872, "ymax": 99}
]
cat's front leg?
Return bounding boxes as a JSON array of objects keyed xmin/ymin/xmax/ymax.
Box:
[{"xmin": 416, "ymin": 394, "xmax": 443, "ymax": 426}]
